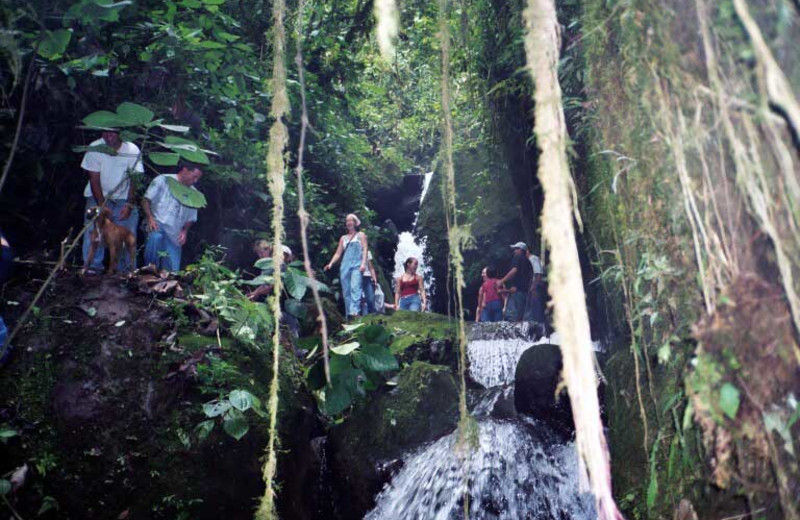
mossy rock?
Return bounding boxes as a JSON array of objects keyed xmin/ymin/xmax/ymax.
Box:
[
  {"xmin": 327, "ymin": 361, "xmax": 459, "ymax": 518},
  {"xmin": 358, "ymin": 311, "xmax": 457, "ymax": 367}
]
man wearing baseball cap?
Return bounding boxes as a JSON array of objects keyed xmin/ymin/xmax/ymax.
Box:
[{"xmin": 498, "ymin": 241, "xmax": 533, "ymax": 322}]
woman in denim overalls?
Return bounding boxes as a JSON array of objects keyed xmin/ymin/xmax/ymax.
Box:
[{"xmin": 324, "ymin": 214, "xmax": 368, "ymax": 319}]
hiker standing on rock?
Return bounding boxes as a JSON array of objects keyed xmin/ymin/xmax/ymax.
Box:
[
  {"xmin": 498, "ymin": 242, "xmax": 533, "ymax": 322},
  {"xmin": 324, "ymin": 213, "xmax": 368, "ymax": 320},
  {"xmin": 141, "ymin": 161, "xmax": 204, "ymax": 272}
]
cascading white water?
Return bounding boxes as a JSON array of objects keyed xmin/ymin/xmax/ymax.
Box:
[
  {"xmin": 367, "ymin": 323, "xmax": 596, "ymax": 519},
  {"xmin": 393, "ymin": 172, "xmax": 434, "ymax": 301}
]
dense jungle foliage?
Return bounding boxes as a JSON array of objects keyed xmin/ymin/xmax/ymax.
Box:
[{"xmin": 2, "ymin": 0, "xmax": 800, "ymax": 519}]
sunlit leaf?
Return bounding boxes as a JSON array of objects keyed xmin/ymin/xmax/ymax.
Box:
[
  {"xmin": 331, "ymin": 341, "xmax": 360, "ymax": 355},
  {"xmin": 149, "ymin": 152, "xmax": 181, "ymax": 166}
]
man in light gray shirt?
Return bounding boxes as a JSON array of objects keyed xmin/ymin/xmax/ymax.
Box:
[{"xmin": 142, "ymin": 161, "xmax": 204, "ymax": 271}]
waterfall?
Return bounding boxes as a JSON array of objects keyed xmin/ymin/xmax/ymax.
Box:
[
  {"xmin": 367, "ymin": 323, "xmax": 596, "ymax": 519},
  {"xmin": 393, "ymin": 172, "xmax": 435, "ymax": 301}
]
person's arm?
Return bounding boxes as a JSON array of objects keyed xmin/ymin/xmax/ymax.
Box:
[
  {"xmin": 177, "ymin": 221, "xmax": 193, "ymax": 246},
  {"xmin": 368, "ymin": 257, "xmax": 378, "ymax": 286},
  {"xmin": 475, "ymin": 286, "xmax": 485, "ymax": 322},
  {"xmin": 120, "ymin": 178, "xmax": 136, "ymax": 220},
  {"xmin": 498, "ymin": 267, "xmax": 517, "ymax": 286},
  {"xmin": 358, "ymin": 232, "xmax": 368, "ymax": 273},
  {"xmin": 418, "ymin": 274, "xmax": 427, "ymax": 311},
  {"xmin": 88, "ymin": 171, "xmax": 105, "ymax": 206},
  {"xmin": 324, "ymin": 237, "xmax": 344, "ymax": 271},
  {"xmin": 141, "ymin": 198, "xmax": 159, "ymax": 231},
  {"xmin": 394, "ymin": 276, "xmax": 401, "ymax": 308}
]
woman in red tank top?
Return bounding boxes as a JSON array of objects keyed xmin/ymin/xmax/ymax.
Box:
[
  {"xmin": 394, "ymin": 257, "xmax": 426, "ymax": 312},
  {"xmin": 475, "ymin": 266, "xmax": 504, "ymax": 322}
]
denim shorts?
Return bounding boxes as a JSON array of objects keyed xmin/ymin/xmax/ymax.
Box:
[{"xmin": 398, "ymin": 294, "xmax": 422, "ymax": 312}]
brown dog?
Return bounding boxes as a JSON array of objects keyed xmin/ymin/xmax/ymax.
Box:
[{"xmin": 84, "ymin": 206, "xmax": 136, "ymax": 275}]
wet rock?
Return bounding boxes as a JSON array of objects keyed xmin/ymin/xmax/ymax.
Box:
[
  {"xmin": 514, "ymin": 344, "xmax": 573, "ymax": 435},
  {"xmin": 328, "ymin": 361, "xmax": 459, "ymax": 518}
]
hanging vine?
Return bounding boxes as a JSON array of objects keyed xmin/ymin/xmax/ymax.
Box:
[
  {"xmin": 292, "ymin": 0, "xmax": 331, "ymax": 385},
  {"xmin": 255, "ymin": 0, "xmax": 289, "ymax": 516},
  {"xmin": 523, "ymin": 1, "xmax": 621, "ymax": 519}
]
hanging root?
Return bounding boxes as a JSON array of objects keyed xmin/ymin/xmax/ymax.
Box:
[
  {"xmin": 293, "ymin": 0, "xmax": 331, "ymax": 385},
  {"xmin": 523, "ymin": 1, "xmax": 622, "ymax": 518},
  {"xmin": 438, "ymin": 0, "xmax": 476, "ymax": 516},
  {"xmin": 255, "ymin": 0, "xmax": 289, "ymax": 517}
]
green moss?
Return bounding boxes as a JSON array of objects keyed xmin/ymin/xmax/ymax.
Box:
[{"xmin": 359, "ymin": 311, "xmax": 456, "ymax": 354}]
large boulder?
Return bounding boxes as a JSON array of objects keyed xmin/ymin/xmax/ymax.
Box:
[
  {"xmin": 327, "ymin": 361, "xmax": 459, "ymax": 518},
  {"xmin": 514, "ymin": 344, "xmax": 573, "ymax": 435}
]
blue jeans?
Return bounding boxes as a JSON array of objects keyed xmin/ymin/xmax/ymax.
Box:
[
  {"xmin": 361, "ymin": 277, "xmax": 376, "ymax": 315},
  {"xmin": 524, "ymin": 283, "xmax": 546, "ymax": 323},
  {"xmin": 398, "ymin": 294, "xmax": 422, "ymax": 311},
  {"xmin": 480, "ymin": 299, "xmax": 503, "ymax": 322},
  {"xmin": 144, "ymin": 228, "xmax": 182, "ymax": 271},
  {"xmin": 340, "ymin": 266, "xmax": 363, "ymax": 317},
  {"xmin": 505, "ymin": 291, "xmax": 527, "ymax": 322},
  {"xmin": 82, "ymin": 197, "xmax": 139, "ymax": 272}
]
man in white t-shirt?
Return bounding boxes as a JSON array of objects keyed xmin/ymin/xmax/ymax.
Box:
[
  {"xmin": 141, "ymin": 161, "xmax": 204, "ymax": 271},
  {"xmin": 526, "ymin": 248, "xmax": 546, "ymax": 324},
  {"xmin": 80, "ymin": 130, "xmax": 143, "ymax": 272}
]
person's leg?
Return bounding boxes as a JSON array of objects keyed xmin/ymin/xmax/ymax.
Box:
[
  {"xmin": 362, "ymin": 278, "xmax": 375, "ymax": 315},
  {"xmin": 347, "ymin": 269, "xmax": 363, "ymax": 317},
  {"xmin": 524, "ymin": 291, "xmax": 536, "ymax": 322},
  {"xmin": 488, "ymin": 300, "xmax": 503, "ymax": 322},
  {"xmin": 144, "ymin": 230, "xmax": 164, "ymax": 268},
  {"xmin": 166, "ymin": 240, "xmax": 182, "ymax": 272},
  {"xmin": 340, "ymin": 267, "xmax": 352, "ymax": 316},
  {"xmin": 480, "ymin": 306, "xmax": 491, "ymax": 323},
  {"xmin": 506, "ymin": 292, "xmax": 524, "ymax": 322},
  {"xmin": 82, "ymin": 197, "xmax": 105, "ymax": 270},
  {"xmin": 408, "ymin": 294, "xmax": 421, "ymax": 312}
]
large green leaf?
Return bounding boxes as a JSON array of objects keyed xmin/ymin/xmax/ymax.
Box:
[
  {"xmin": 149, "ymin": 152, "xmax": 181, "ymax": 166},
  {"xmin": 82, "ymin": 110, "xmax": 133, "ymax": 129},
  {"xmin": 228, "ymin": 389, "xmax": 255, "ymax": 412},
  {"xmin": 323, "ymin": 381, "xmax": 352, "ymax": 415},
  {"xmin": 116, "ymin": 102, "xmax": 154, "ymax": 125},
  {"xmin": 323, "ymin": 367, "xmax": 366, "ymax": 415},
  {"xmin": 331, "ymin": 341, "xmax": 360, "ymax": 355},
  {"xmin": 166, "ymin": 176, "xmax": 207, "ymax": 208},
  {"xmin": 222, "ymin": 416, "xmax": 249, "ymax": 440},
  {"xmin": 38, "ymin": 29, "xmax": 72, "ymax": 60},
  {"xmin": 72, "ymin": 144, "xmax": 117, "ymax": 155},
  {"xmin": 353, "ymin": 343, "xmax": 399, "ymax": 372},
  {"xmin": 360, "ymin": 324, "xmax": 391, "ymax": 346},
  {"xmin": 284, "ymin": 270, "xmax": 309, "ymax": 300},
  {"xmin": 162, "ymin": 135, "xmax": 211, "ymax": 164},
  {"xmin": 202, "ymin": 400, "xmax": 231, "ymax": 418}
]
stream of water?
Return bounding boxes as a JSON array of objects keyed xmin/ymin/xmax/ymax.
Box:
[
  {"xmin": 393, "ymin": 172, "xmax": 434, "ymax": 303},
  {"xmin": 366, "ymin": 323, "xmax": 596, "ymax": 519}
]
